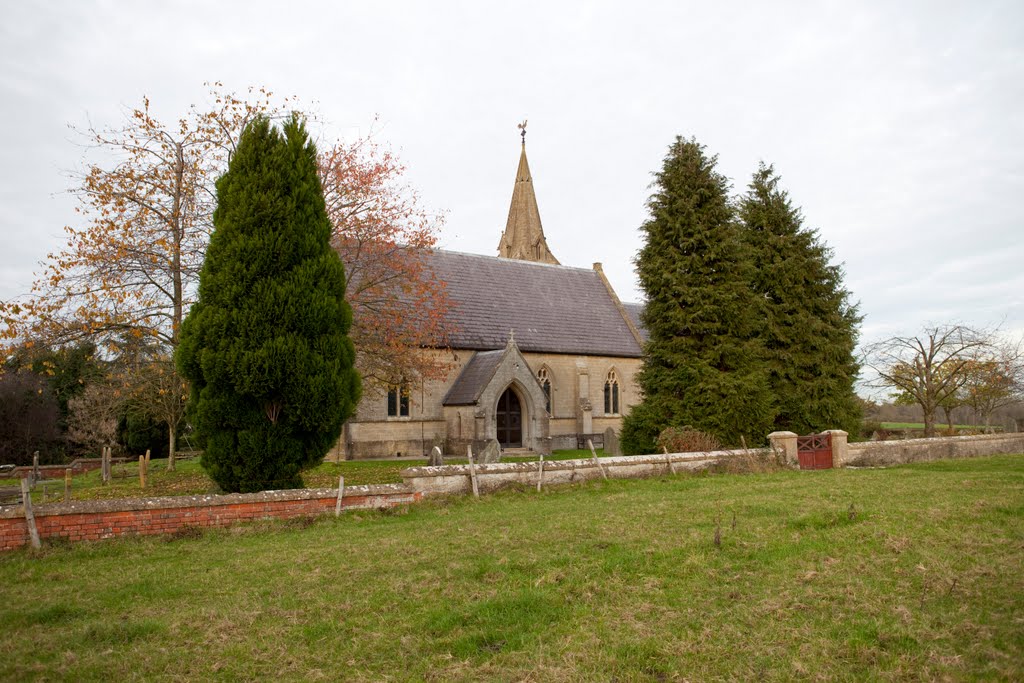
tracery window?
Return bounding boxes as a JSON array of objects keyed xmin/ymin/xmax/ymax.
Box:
[
  {"xmin": 387, "ymin": 382, "xmax": 410, "ymax": 417},
  {"xmin": 603, "ymin": 369, "xmax": 620, "ymax": 415},
  {"xmin": 537, "ymin": 367, "xmax": 552, "ymax": 414}
]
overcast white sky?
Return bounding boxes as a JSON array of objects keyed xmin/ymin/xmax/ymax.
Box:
[{"xmin": 2, "ymin": 0, "xmax": 1022, "ymax": 349}]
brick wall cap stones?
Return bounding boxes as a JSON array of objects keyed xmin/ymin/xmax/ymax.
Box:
[{"xmin": 0, "ymin": 483, "xmax": 413, "ymax": 519}]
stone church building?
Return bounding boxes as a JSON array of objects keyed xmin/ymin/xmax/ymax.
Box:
[{"xmin": 335, "ymin": 139, "xmax": 645, "ymax": 459}]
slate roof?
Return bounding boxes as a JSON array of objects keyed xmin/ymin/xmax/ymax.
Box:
[
  {"xmin": 425, "ymin": 249, "xmax": 643, "ymax": 358},
  {"xmin": 441, "ymin": 349, "xmax": 504, "ymax": 405},
  {"xmin": 621, "ymin": 302, "xmax": 649, "ymax": 343}
]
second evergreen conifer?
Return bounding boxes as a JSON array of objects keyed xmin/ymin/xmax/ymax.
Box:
[{"xmin": 738, "ymin": 163, "xmax": 861, "ymax": 435}]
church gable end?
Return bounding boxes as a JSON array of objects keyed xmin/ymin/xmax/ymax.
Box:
[{"xmin": 442, "ymin": 349, "xmax": 504, "ymax": 406}]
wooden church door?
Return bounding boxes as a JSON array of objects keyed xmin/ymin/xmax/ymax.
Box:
[{"xmin": 496, "ymin": 388, "xmax": 523, "ymax": 448}]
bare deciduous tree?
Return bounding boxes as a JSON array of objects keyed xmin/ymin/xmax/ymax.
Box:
[
  {"xmin": 67, "ymin": 381, "xmax": 122, "ymax": 456},
  {"xmin": 119, "ymin": 353, "xmax": 188, "ymax": 470},
  {"xmin": 961, "ymin": 337, "xmax": 1024, "ymax": 431},
  {"xmin": 864, "ymin": 324, "xmax": 989, "ymax": 437}
]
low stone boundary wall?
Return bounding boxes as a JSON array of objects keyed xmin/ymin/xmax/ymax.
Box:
[
  {"xmin": 0, "ymin": 484, "xmax": 420, "ymax": 552},
  {"xmin": 401, "ymin": 450, "xmax": 752, "ymax": 495},
  {"xmin": 844, "ymin": 432, "xmax": 1024, "ymax": 467}
]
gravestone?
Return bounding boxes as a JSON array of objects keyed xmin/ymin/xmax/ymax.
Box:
[
  {"xmin": 479, "ymin": 439, "xmax": 502, "ymax": 464},
  {"xmin": 604, "ymin": 426, "xmax": 622, "ymax": 456},
  {"xmin": 428, "ymin": 446, "xmax": 445, "ymax": 466}
]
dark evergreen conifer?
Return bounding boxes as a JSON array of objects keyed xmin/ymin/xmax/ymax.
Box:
[
  {"xmin": 621, "ymin": 137, "xmax": 773, "ymax": 454},
  {"xmin": 176, "ymin": 115, "xmax": 361, "ymax": 492},
  {"xmin": 738, "ymin": 163, "xmax": 861, "ymax": 435}
]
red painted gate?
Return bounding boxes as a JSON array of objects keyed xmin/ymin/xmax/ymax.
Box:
[{"xmin": 797, "ymin": 433, "xmax": 833, "ymax": 470}]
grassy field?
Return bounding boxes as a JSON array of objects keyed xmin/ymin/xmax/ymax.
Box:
[
  {"xmin": 1, "ymin": 455, "xmax": 1021, "ymax": 681},
  {"xmin": 4, "ymin": 449, "xmax": 607, "ymax": 504},
  {"xmin": 878, "ymin": 422, "xmax": 989, "ymax": 431}
]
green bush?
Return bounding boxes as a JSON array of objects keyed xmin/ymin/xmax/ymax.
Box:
[
  {"xmin": 656, "ymin": 426, "xmax": 721, "ymax": 453},
  {"xmin": 620, "ymin": 403, "xmax": 663, "ymax": 455},
  {"xmin": 117, "ymin": 412, "xmax": 169, "ymax": 459}
]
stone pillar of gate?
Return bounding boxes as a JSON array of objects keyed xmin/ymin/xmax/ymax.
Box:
[
  {"xmin": 824, "ymin": 430, "xmax": 849, "ymax": 467},
  {"xmin": 768, "ymin": 431, "xmax": 799, "ymax": 466}
]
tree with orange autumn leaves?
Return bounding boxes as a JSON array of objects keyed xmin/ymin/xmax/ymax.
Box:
[
  {"xmin": 1, "ymin": 84, "xmax": 287, "ymax": 352},
  {"xmin": 1, "ymin": 86, "xmax": 450, "ymax": 464},
  {"xmin": 320, "ymin": 135, "xmax": 451, "ymax": 388}
]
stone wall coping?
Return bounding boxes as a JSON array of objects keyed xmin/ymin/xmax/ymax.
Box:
[
  {"xmin": 848, "ymin": 432, "xmax": 1022, "ymax": 451},
  {"xmin": 401, "ymin": 449, "xmax": 761, "ymax": 479},
  {"xmin": 0, "ymin": 482, "xmax": 413, "ymax": 519}
]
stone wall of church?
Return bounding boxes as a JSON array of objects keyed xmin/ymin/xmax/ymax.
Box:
[
  {"xmin": 523, "ymin": 352, "xmax": 641, "ymax": 450},
  {"xmin": 333, "ymin": 349, "xmax": 642, "ymax": 460},
  {"xmin": 331, "ymin": 349, "xmax": 472, "ymax": 460}
]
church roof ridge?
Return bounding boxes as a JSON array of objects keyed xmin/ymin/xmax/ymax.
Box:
[{"xmin": 431, "ymin": 245, "xmax": 594, "ymax": 273}]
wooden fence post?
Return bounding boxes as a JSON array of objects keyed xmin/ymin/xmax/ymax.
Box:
[
  {"xmin": 32, "ymin": 451, "xmax": 39, "ymax": 486},
  {"xmin": 467, "ymin": 445, "xmax": 480, "ymax": 498},
  {"xmin": 139, "ymin": 455, "xmax": 147, "ymax": 489},
  {"xmin": 536, "ymin": 453, "xmax": 545, "ymax": 493},
  {"xmin": 663, "ymin": 446, "xmax": 676, "ymax": 475},
  {"xmin": 588, "ymin": 439, "xmax": 608, "ymax": 480},
  {"xmin": 145, "ymin": 449, "xmax": 151, "ymax": 466},
  {"xmin": 335, "ymin": 475, "xmax": 345, "ymax": 517},
  {"xmin": 20, "ymin": 479, "xmax": 41, "ymax": 550},
  {"xmin": 64, "ymin": 469, "xmax": 71, "ymax": 503}
]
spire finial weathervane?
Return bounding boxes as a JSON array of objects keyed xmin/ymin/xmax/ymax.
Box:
[{"xmin": 517, "ymin": 119, "xmax": 528, "ymax": 144}]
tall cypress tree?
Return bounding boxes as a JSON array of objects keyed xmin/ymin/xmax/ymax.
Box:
[
  {"xmin": 176, "ymin": 115, "xmax": 361, "ymax": 493},
  {"xmin": 738, "ymin": 162, "xmax": 861, "ymax": 435},
  {"xmin": 621, "ymin": 137, "xmax": 774, "ymax": 454}
]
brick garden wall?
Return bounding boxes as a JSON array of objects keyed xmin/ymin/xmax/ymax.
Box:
[{"xmin": 0, "ymin": 484, "xmax": 420, "ymax": 551}]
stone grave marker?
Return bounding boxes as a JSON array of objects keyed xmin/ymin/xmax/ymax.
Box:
[
  {"xmin": 604, "ymin": 426, "xmax": 622, "ymax": 456},
  {"xmin": 479, "ymin": 439, "xmax": 502, "ymax": 464},
  {"xmin": 428, "ymin": 446, "xmax": 445, "ymax": 466}
]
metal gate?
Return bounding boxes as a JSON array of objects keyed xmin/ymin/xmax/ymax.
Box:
[{"xmin": 797, "ymin": 433, "xmax": 833, "ymax": 470}]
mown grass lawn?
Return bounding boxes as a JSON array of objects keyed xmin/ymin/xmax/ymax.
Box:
[{"xmin": 1, "ymin": 455, "xmax": 1021, "ymax": 682}]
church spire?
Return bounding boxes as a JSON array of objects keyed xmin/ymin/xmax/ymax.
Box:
[{"xmin": 498, "ymin": 122, "xmax": 560, "ymax": 265}]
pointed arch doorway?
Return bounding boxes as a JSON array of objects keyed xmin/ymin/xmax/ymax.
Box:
[{"xmin": 496, "ymin": 387, "xmax": 523, "ymax": 448}]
